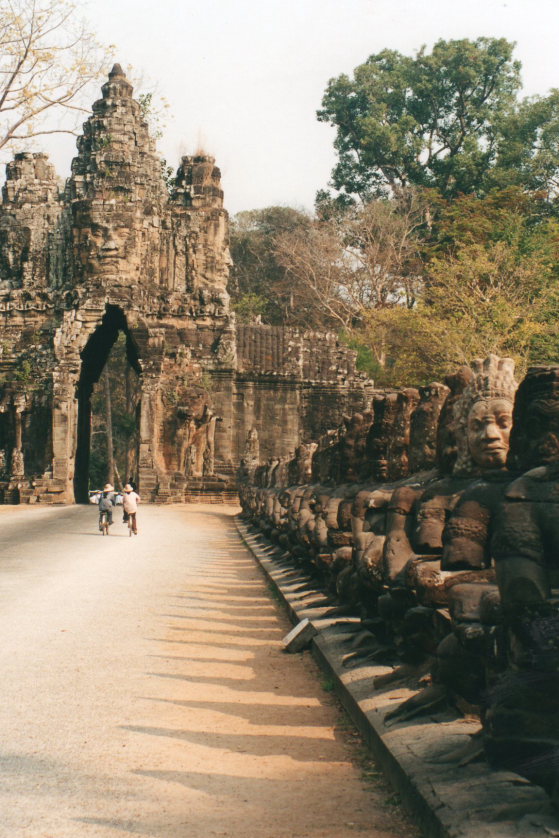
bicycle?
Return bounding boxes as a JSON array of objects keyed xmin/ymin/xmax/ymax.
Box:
[
  {"xmin": 127, "ymin": 511, "xmax": 137, "ymax": 536},
  {"xmin": 99, "ymin": 510, "xmax": 110, "ymax": 536}
]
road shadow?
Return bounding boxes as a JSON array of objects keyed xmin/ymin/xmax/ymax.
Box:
[{"xmin": 120, "ymin": 724, "xmax": 338, "ymax": 761}]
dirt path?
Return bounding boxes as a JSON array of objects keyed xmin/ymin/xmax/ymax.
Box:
[{"xmin": 0, "ymin": 504, "xmax": 416, "ymax": 837}]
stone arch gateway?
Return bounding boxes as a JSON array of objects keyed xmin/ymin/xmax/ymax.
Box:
[
  {"xmin": 0, "ymin": 66, "xmax": 372, "ymax": 503},
  {"xmin": 74, "ymin": 305, "xmax": 142, "ymax": 503}
]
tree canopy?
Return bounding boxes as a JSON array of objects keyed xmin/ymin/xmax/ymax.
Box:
[
  {"xmin": 317, "ymin": 37, "xmax": 559, "ymax": 203},
  {"xmin": 229, "ymin": 198, "xmax": 424, "ymax": 331},
  {"xmin": 229, "ymin": 206, "xmax": 312, "ymax": 324},
  {"xmin": 356, "ymin": 187, "xmax": 559, "ymax": 383},
  {"xmin": 230, "ymin": 37, "xmax": 559, "ymax": 388}
]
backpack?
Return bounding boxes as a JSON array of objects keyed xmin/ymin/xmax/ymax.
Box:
[{"xmin": 99, "ymin": 495, "xmax": 113, "ymax": 512}]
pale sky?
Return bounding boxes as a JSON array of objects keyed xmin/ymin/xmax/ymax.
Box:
[{"xmin": 20, "ymin": 0, "xmax": 559, "ymax": 214}]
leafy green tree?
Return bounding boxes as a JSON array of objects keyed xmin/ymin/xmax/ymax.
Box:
[
  {"xmin": 318, "ymin": 38, "xmax": 527, "ymax": 202},
  {"xmin": 421, "ymin": 186, "xmax": 558, "ymax": 268},
  {"xmin": 361, "ymin": 222, "xmax": 559, "ymax": 385},
  {"xmin": 492, "ymin": 91, "xmax": 559, "ymax": 199}
]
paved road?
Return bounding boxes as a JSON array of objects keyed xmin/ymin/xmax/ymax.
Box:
[{"xmin": 0, "ymin": 504, "xmax": 410, "ymax": 838}]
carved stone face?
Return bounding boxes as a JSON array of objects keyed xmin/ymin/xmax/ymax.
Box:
[
  {"xmin": 340, "ymin": 412, "xmax": 373, "ymax": 482},
  {"xmin": 366, "ymin": 394, "xmax": 398, "ymax": 482},
  {"xmin": 73, "ymin": 207, "xmax": 134, "ymax": 272},
  {"xmin": 409, "ymin": 383, "xmax": 449, "ymax": 472},
  {"xmin": 93, "ymin": 222, "xmax": 133, "ymax": 258},
  {"xmin": 388, "ymin": 389, "xmax": 418, "ymax": 480},
  {"xmin": 372, "ymin": 455, "xmax": 389, "ymax": 481},
  {"xmin": 72, "ymin": 197, "xmax": 161, "ymax": 285},
  {"xmin": 467, "ymin": 398, "xmax": 512, "ymax": 469},
  {"xmin": 507, "ymin": 366, "xmax": 559, "ymax": 471}
]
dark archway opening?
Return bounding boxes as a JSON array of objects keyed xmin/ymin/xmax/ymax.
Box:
[{"xmin": 74, "ymin": 305, "xmax": 141, "ymax": 503}]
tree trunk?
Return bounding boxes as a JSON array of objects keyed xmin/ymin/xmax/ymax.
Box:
[
  {"xmin": 113, "ymin": 460, "xmax": 123, "ymax": 492},
  {"xmin": 104, "ymin": 369, "xmax": 115, "ymax": 486},
  {"xmin": 125, "ymin": 365, "xmax": 132, "ymax": 481}
]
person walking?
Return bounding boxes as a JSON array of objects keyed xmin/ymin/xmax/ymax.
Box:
[{"xmin": 122, "ymin": 484, "xmax": 140, "ymax": 535}]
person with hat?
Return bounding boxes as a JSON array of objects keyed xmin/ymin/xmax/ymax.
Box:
[
  {"xmin": 122, "ymin": 483, "xmax": 140, "ymax": 535},
  {"xmin": 98, "ymin": 483, "xmax": 116, "ymax": 529}
]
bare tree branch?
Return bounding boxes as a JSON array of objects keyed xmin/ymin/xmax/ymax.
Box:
[{"xmin": 0, "ymin": 0, "xmax": 113, "ymax": 154}]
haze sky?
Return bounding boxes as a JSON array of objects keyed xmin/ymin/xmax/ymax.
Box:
[{"xmin": 25, "ymin": 0, "xmax": 559, "ymax": 215}]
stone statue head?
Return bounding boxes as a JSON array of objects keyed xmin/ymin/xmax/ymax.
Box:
[
  {"xmin": 436, "ymin": 366, "xmax": 473, "ymax": 474},
  {"xmin": 507, "ymin": 365, "xmax": 559, "ymax": 472},
  {"xmin": 243, "ymin": 428, "xmax": 260, "ymax": 466},
  {"xmin": 72, "ymin": 201, "xmax": 143, "ymax": 283},
  {"xmin": 339, "ymin": 411, "xmax": 374, "ymax": 482},
  {"xmin": 311, "ymin": 429, "xmax": 341, "ymax": 483},
  {"xmin": 387, "ymin": 388, "xmax": 419, "ymax": 480},
  {"xmin": 452, "ymin": 355, "xmax": 517, "ymax": 475},
  {"xmin": 293, "ymin": 441, "xmax": 317, "ymax": 485},
  {"xmin": 272, "ymin": 457, "xmax": 290, "ymax": 487},
  {"xmin": 409, "ymin": 382, "xmax": 450, "ymax": 473},
  {"xmin": 365, "ymin": 393, "xmax": 399, "ymax": 481}
]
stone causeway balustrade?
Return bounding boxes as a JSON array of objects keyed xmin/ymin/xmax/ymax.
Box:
[{"xmin": 239, "ymin": 356, "xmax": 559, "ymax": 812}]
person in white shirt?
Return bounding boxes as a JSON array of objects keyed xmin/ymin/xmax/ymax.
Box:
[{"xmin": 122, "ymin": 483, "xmax": 140, "ymax": 534}]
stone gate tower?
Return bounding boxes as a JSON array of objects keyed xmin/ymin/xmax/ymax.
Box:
[{"xmin": 0, "ymin": 66, "xmax": 371, "ymax": 503}]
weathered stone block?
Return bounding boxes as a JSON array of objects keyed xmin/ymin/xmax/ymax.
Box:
[{"xmin": 282, "ymin": 618, "xmax": 318, "ymax": 653}]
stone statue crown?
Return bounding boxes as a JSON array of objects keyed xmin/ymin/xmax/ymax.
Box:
[{"xmin": 468, "ymin": 355, "xmax": 517, "ymax": 403}]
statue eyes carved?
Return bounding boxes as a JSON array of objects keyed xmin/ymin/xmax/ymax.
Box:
[{"xmin": 466, "ymin": 399, "xmax": 513, "ymax": 470}]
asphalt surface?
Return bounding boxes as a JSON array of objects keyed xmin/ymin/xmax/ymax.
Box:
[{"xmin": 0, "ymin": 504, "xmax": 412, "ymax": 838}]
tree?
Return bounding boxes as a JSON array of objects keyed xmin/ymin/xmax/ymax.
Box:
[
  {"xmin": 339, "ymin": 191, "xmax": 425, "ymax": 310},
  {"xmin": 273, "ymin": 219, "xmax": 352, "ymax": 329},
  {"xmin": 317, "ymin": 38, "xmax": 528, "ymax": 202},
  {"xmin": 228, "ymin": 206, "xmax": 311, "ymax": 324},
  {"xmin": 274, "ymin": 193, "xmax": 424, "ymax": 330},
  {"xmin": 362, "ymin": 227, "xmax": 559, "ymax": 386},
  {"xmin": 90, "ymin": 333, "xmax": 139, "ymax": 490},
  {"xmin": 492, "ymin": 90, "xmax": 559, "ymax": 200},
  {"xmin": 229, "ymin": 196, "xmax": 424, "ymax": 333},
  {"xmin": 103, "ymin": 368, "xmax": 115, "ymax": 487},
  {"xmin": 0, "ymin": 0, "xmax": 113, "ymax": 154}
]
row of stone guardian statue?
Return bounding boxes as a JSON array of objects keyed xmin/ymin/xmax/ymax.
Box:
[{"xmin": 239, "ymin": 356, "xmax": 559, "ymax": 808}]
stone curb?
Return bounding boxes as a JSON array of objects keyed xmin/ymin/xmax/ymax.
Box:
[{"xmin": 236, "ymin": 518, "xmax": 559, "ymax": 838}]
